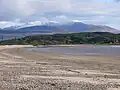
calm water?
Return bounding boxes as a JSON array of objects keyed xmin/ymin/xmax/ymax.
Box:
[{"xmin": 25, "ymin": 45, "xmax": 120, "ymax": 56}]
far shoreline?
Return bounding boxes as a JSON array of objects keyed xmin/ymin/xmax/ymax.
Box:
[{"xmin": 31, "ymin": 44, "xmax": 120, "ymax": 48}]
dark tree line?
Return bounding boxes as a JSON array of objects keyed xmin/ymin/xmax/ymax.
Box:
[{"xmin": 0, "ymin": 32, "xmax": 120, "ymax": 45}]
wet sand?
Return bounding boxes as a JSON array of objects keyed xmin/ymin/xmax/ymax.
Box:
[{"xmin": 0, "ymin": 46, "xmax": 120, "ymax": 90}]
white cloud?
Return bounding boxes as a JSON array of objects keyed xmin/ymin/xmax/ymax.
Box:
[
  {"xmin": 0, "ymin": 21, "xmax": 22, "ymax": 28},
  {"xmin": 29, "ymin": 21, "xmax": 42, "ymax": 25},
  {"xmin": 0, "ymin": 0, "xmax": 120, "ymax": 28},
  {"xmin": 52, "ymin": 15, "xmax": 69, "ymax": 23},
  {"xmin": 72, "ymin": 20, "xmax": 81, "ymax": 22}
]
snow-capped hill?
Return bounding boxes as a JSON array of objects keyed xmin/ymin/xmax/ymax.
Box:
[{"xmin": 1, "ymin": 21, "xmax": 120, "ymax": 34}]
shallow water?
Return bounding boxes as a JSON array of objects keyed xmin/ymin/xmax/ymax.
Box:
[{"xmin": 25, "ymin": 45, "xmax": 120, "ymax": 56}]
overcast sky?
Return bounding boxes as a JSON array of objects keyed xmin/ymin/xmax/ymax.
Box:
[{"xmin": 0, "ymin": 0, "xmax": 120, "ymax": 29}]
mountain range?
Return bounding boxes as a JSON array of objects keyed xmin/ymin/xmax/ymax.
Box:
[{"xmin": 0, "ymin": 21, "xmax": 120, "ymax": 40}]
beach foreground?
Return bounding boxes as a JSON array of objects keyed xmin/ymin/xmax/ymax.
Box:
[{"xmin": 0, "ymin": 46, "xmax": 120, "ymax": 90}]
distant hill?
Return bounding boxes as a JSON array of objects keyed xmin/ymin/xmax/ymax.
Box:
[
  {"xmin": 58, "ymin": 22, "xmax": 88, "ymax": 32},
  {"xmin": 58, "ymin": 22, "xmax": 120, "ymax": 33},
  {"xmin": 1, "ymin": 25, "xmax": 65, "ymax": 34},
  {"xmin": 0, "ymin": 22, "xmax": 120, "ymax": 40},
  {"xmin": 0, "ymin": 25, "xmax": 65, "ymax": 40}
]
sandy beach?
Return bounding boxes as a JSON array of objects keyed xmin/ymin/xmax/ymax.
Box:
[{"xmin": 0, "ymin": 45, "xmax": 120, "ymax": 90}]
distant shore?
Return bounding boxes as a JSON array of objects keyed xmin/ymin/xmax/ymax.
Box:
[{"xmin": 32, "ymin": 44, "xmax": 120, "ymax": 47}]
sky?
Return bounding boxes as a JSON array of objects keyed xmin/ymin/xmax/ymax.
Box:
[{"xmin": 0, "ymin": 0, "xmax": 120, "ymax": 29}]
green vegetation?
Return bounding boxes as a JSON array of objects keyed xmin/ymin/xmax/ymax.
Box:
[{"xmin": 0, "ymin": 32, "xmax": 120, "ymax": 45}]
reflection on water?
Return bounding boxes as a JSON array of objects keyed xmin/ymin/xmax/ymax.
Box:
[{"xmin": 26, "ymin": 45, "xmax": 120, "ymax": 56}]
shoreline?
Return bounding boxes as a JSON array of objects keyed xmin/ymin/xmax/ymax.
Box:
[
  {"xmin": 0, "ymin": 44, "xmax": 120, "ymax": 50},
  {"xmin": 0, "ymin": 46, "xmax": 120, "ymax": 90},
  {"xmin": 36, "ymin": 44, "xmax": 120, "ymax": 47}
]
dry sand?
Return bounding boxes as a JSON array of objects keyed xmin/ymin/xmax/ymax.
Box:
[{"xmin": 0, "ymin": 45, "xmax": 120, "ymax": 90}]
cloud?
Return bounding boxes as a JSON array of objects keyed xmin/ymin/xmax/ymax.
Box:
[
  {"xmin": 0, "ymin": 0, "xmax": 120, "ymax": 28},
  {"xmin": 114, "ymin": 0, "xmax": 120, "ymax": 2},
  {"xmin": 0, "ymin": 21, "xmax": 23, "ymax": 28}
]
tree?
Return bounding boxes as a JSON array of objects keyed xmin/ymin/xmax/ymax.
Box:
[{"xmin": 31, "ymin": 40, "xmax": 40, "ymax": 46}]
